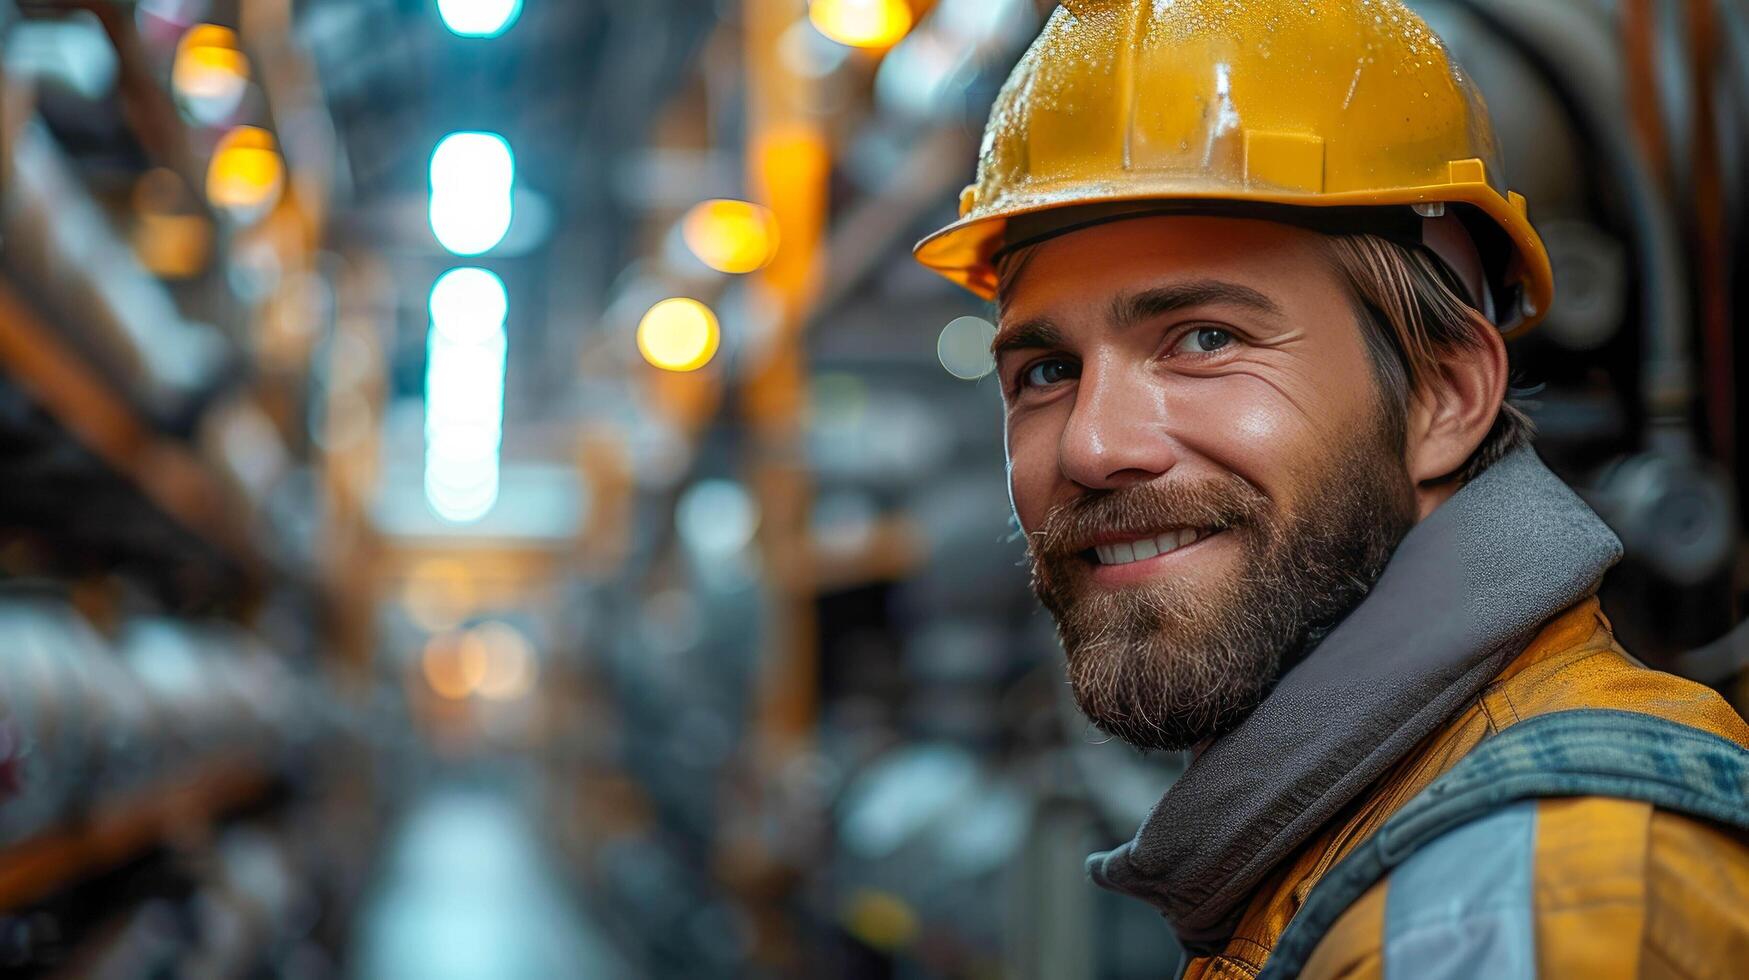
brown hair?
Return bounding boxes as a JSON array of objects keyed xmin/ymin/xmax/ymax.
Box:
[{"xmin": 1319, "ymin": 234, "xmax": 1533, "ymax": 485}]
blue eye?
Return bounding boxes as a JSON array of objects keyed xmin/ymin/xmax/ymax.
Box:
[
  {"xmin": 1175, "ymin": 327, "xmax": 1234, "ymax": 354},
  {"xmin": 1021, "ymin": 358, "xmax": 1077, "ymax": 389}
]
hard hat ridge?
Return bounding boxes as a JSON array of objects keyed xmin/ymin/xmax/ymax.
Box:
[{"xmin": 914, "ymin": 0, "xmax": 1554, "ymax": 336}]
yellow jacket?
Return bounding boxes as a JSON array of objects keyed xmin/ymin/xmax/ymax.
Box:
[{"xmin": 1182, "ymin": 597, "xmax": 1749, "ymax": 979}]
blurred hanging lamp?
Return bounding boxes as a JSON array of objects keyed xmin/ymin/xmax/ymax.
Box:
[
  {"xmin": 424, "ymin": 267, "xmax": 509, "ymax": 524},
  {"xmin": 206, "ymin": 125, "xmax": 283, "ymax": 223},
  {"xmin": 638, "ymin": 298, "xmax": 720, "ymax": 372},
  {"xmin": 422, "ymin": 631, "xmax": 490, "ymax": 700},
  {"xmin": 436, "ymin": 0, "xmax": 523, "ymax": 38},
  {"xmin": 808, "ymin": 0, "xmax": 914, "ymax": 49},
  {"xmin": 471, "ymin": 622, "xmax": 537, "ymax": 702},
  {"xmin": 429, "ymin": 131, "xmax": 515, "ymax": 255},
  {"xmin": 172, "ymin": 23, "xmax": 249, "ymax": 125},
  {"xmin": 681, "ymin": 199, "xmax": 780, "ymax": 274}
]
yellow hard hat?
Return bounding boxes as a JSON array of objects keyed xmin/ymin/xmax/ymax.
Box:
[{"xmin": 913, "ymin": 0, "xmax": 1554, "ymax": 336}]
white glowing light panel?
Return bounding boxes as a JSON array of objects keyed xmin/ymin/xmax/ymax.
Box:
[
  {"xmin": 436, "ymin": 0, "xmax": 523, "ymax": 37},
  {"xmin": 425, "ymin": 267, "xmax": 508, "ymax": 523},
  {"xmin": 429, "ymin": 131, "xmax": 515, "ymax": 255}
]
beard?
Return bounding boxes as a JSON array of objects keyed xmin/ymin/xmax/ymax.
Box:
[{"xmin": 1027, "ymin": 433, "xmax": 1417, "ymax": 752}]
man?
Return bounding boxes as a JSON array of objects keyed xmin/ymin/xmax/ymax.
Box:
[{"xmin": 912, "ymin": 1, "xmax": 1749, "ymax": 976}]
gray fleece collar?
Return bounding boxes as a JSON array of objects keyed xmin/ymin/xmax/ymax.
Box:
[{"xmin": 1085, "ymin": 447, "xmax": 1623, "ymax": 950}]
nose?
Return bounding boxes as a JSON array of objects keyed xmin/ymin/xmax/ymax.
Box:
[{"xmin": 1058, "ymin": 361, "xmax": 1179, "ymax": 490}]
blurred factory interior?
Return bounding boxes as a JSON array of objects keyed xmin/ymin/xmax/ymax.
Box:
[{"xmin": 0, "ymin": 0, "xmax": 1746, "ymax": 976}]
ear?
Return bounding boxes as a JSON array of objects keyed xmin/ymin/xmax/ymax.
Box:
[{"xmin": 1403, "ymin": 324, "xmax": 1508, "ymax": 492}]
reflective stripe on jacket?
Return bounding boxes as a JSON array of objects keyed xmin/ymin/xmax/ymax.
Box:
[{"xmin": 1180, "ymin": 596, "xmax": 1749, "ymax": 979}]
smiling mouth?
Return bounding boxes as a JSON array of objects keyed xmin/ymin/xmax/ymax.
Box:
[{"xmin": 1086, "ymin": 528, "xmax": 1217, "ymax": 566}]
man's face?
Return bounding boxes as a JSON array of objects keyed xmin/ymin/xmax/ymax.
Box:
[{"xmin": 997, "ymin": 216, "xmax": 1419, "ymax": 751}]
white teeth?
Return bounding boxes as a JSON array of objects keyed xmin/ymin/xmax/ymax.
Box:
[{"xmin": 1092, "ymin": 529, "xmax": 1210, "ymax": 565}]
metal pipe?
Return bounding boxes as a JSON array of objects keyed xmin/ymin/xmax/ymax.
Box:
[{"xmin": 1445, "ymin": 0, "xmax": 1694, "ymax": 433}]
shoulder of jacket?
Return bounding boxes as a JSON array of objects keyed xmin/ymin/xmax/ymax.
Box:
[
  {"xmin": 1488, "ymin": 618, "xmax": 1749, "ymax": 748},
  {"xmin": 1300, "ymin": 796, "xmax": 1749, "ymax": 980}
]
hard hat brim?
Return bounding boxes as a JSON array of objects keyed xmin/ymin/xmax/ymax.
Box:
[{"xmin": 913, "ymin": 177, "xmax": 1554, "ymax": 338}]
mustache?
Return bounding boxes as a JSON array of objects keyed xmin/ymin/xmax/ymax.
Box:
[{"xmin": 1028, "ymin": 475, "xmax": 1270, "ymax": 561}]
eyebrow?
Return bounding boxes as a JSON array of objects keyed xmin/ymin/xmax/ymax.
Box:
[
  {"xmin": 1112, "ymin": 280, "xmax": 1284, "ymax": 329},
  {"xmin": 990, "ymin": 318, "xmax": 1069, "ymax": 357},
  {"xmin": 991, "ymin": 279, "xmax": 1285, "ymax": 356}
]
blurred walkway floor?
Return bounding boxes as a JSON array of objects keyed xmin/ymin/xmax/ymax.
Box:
[{"xmin": 352, "ymin": 785, "xmax": 624, "ymax": 980}]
